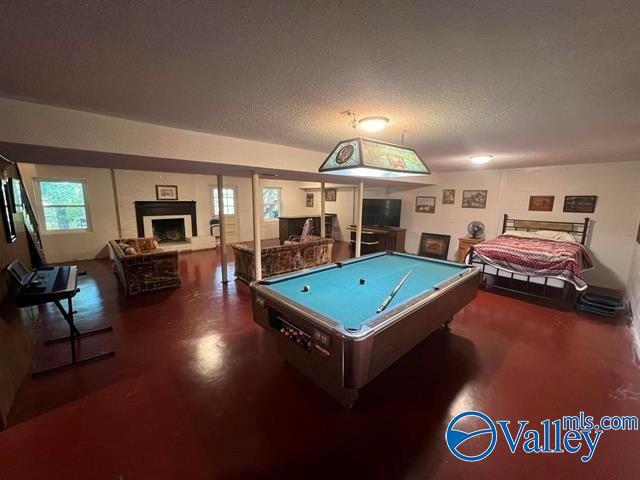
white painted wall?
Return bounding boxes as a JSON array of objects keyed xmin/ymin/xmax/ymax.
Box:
[
  {"xmin": 300, "ymin": 186, "xmax": 358, "ymax": 241},
  {"xmin": 382, "ymin": 161, "xmax": 640, "ymax": 289},
  {"xmin": 208, "ymin": 176, "xmax": 311, "ymax": 241},
  {"xmin": 20, "ymin": 163, "xmax": 120, "ymax": 264},
  {"xmin": 1, "ymin": 98, "xmax": 324, "ymax": 174},
  {"xmin": 19, "ymin": 163, "xmax": 324, "ymax": 262},
  {"xmin": 0, "ymin": 98, "xmax": 432, "ymax": 188}
]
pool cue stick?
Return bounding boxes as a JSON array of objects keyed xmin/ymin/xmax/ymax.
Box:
[{"xmin": 377, "ymin": 269, "xmax": 413, "ymax": 313}]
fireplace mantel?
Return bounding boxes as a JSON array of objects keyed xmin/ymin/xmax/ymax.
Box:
[{"xmin": 134, "ymin": 201, "xmax": 197, "ymax": 237}]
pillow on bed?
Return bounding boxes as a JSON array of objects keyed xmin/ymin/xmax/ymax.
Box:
[{"xmin": 504, "ymin": 230, "xmax": 577, "ymax": 243}]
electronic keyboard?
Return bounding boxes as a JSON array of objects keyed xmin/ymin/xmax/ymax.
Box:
[{"xmin": 6, "ymin": 260, "xmax": 78, "ymax": 307}]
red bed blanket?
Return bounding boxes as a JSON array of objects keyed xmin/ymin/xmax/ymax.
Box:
[{"xmin": 471, "ymin": 235, "xmax": 593, "ymax": 290}]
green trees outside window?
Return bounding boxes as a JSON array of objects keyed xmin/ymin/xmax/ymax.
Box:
[{"xmin": 37, "ymin": 180, "xmax": 89, "ymax": 231}]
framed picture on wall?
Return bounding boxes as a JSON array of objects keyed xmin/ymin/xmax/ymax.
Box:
[
  {"xmin": 8, "ymin": 178, "xmax": 23, "ymax": 213},
  {"xmin": 442, "ymin": 189, "xmax": 455, "ymax": 205},
  {"xmin": 418, "ymin": 233, "xmax": 451, "ymax": 260},
  {"xmin": 462, "ymin": 190, "xmax": 487, "ymax": 209},
  {"xmin": 306, "ymin": 193, "xmax": 314, "ymax": 208},
  {"xmin": 156, "ymin": 185, "xmax": 178, "ymax": 200},
  {"xmin": 1, "ymin": 179, "xmax": 17, "ymax": 243},
  {"xmin": 528, "ymin": 195, "xmax": 554, "ymax": 212},
  {"xmin": 415, "ymin": 196, "xmax": 436, "ymax": 213},
  {"xmin": 324, "ymin": 188, "xmax": 337, "ymax": 202},
  {"xmin": 563, "ymin": 195, "xmax": 597, "ymax": 213}
]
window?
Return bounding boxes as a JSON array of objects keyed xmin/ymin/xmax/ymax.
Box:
[
  {"xmin": 213, "ymin": 187, "xmax": 236, "ymax": 216},
  {"xmin": 36, "ymin": 179, "xmax": 90, "ymax": 232},
  {"xmin": 263, "ymin": 187, "xmax": 281, "ymax": 220}
]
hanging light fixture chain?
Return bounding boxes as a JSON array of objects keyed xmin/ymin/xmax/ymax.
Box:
[{"xmin": 340, "ymin": 110, "xmax": 359, "ymax": 134}]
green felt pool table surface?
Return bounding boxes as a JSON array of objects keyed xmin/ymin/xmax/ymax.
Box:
[{"xmin": 261, "ymin": 252, "xmax": 470, "ymax": 330}]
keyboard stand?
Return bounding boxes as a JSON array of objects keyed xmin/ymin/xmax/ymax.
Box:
[{"xmin": 32, "ymin": 293, "xmax": 116, "ymax": 377}]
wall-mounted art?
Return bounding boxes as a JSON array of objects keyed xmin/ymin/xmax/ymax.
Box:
[
  {"xmin": 415, "ymin": 196, "xmax": 436, "ymax": 213},
  {"xmin": 1, "ymin": 179, "xmax": 17, "ymax": 243},
  {"xmin": 528, "ymin": 195, "xmax": 555, "ymax": 212},
  {"xmin": 306, "ymin": 193, "xmax": 314, "ymax": 208},
  {"xmin": 325, "ymin": 188, "xmax": 337, "ymax": 202},
  {"xmin": 418, "ymin": 233, "xmax": 451, "ymax": 260},
  {"xmin": 9, "ymin": 178, "xmax": 23, "ymax": 213},
  {"xmin": 156, "ymin": 185, "xmax": 179, "ymax": 200},
  {"xmin": 563, "ymin": 195, "xmax": 597, "ymax": 213},
  {"xmin": 442, "ymin": 189, "xmax": 455, "ymax": 205},
  {"xmin": 462, "ymin": 190, "xmax": 487, "ymax": 209}
]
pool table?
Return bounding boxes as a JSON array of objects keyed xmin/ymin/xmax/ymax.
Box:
[{"xmin": 250, "ymin": 251, "xmax": 480, "ymax": 407}]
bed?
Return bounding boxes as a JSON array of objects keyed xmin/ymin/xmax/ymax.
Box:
[{"xmin": 467, "ymin": 215, "xmax": 592, "ymax": 308}]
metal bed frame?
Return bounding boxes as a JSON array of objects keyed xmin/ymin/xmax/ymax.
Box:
[{"xmin": 468, "ymin": 214, "xmax": 590, "ymax": 309}]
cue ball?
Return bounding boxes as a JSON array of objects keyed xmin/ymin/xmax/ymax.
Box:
[
  {"xmin": 302, "ymin": 285, "xmax": 310, "ymax": 292},
  {"xmin": 359, "ymin": 278, "xmax": 366, "ymax": 285}
]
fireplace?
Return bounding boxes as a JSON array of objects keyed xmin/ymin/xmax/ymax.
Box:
[
  {"xmin": 135, "ymin": 201, "xmax": 197, "ymax": 237},
  {"xmin": 152, "ymin": 218, "xmax": 186, "ymax": 243}
]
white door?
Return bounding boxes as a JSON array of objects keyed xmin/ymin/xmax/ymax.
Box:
[{"xmin": 212, "ymin": 186, "xmax": 240, "ymax": 243}]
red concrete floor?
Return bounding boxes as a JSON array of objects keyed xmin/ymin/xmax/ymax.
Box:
[{"xmin": 1, "ymin": 242, "xmax": 639, "ymax": 479}]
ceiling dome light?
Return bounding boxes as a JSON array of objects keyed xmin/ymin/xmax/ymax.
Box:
[
  {"xmin": 470, "ymin": 155, "xmax": 493, "ymax": 165},
  {"xmin": 358, "ymin": 116, "xmax": 390, "ymax": 132}
]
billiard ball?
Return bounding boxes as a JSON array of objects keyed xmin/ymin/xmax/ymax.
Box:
[
  {"xmin": 302, "ymin": 285, "xmax": 310, "ymax": 292},
  {"xmin": 359, "ymin": 278, "xmax": 366, "ymax": 285}
]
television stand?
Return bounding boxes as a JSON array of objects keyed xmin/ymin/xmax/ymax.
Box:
[{"xmin": 347, "ymin": 225, "xmax": 406, "ymax": 256}]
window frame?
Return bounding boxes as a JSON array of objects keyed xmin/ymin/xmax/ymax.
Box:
[
  {"xmin": 211, "ymin": 185, "xmax": 237, "ymax": 217},
  {"xmin": 262, "ymin": 186, "xmax": 282, "ymax": 222},
  {"xmin": 34, "ymin": 178, "xmax": 92, "ymax": 234}
]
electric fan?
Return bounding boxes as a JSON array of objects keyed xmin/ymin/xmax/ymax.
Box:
[{"xmin": 467, "ymin": 221, "xmax": 486, "ymax": 240}]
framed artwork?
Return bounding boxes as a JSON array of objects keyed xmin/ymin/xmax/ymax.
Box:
[
  {"xmin": 325, "ymin": 188, "xmax": 337, "ymax": 202},
  {"xmin": 462, "ymin": 190, "xmax": 487, "ymax": 209},
  {"xmin": 442, "ymin": 189, "xmax": 455, "ymax": 205},
  {"xmin": 1, "ymin": 179, "xmax": 17, "ymax": 243},
  {"xmin": 9, "ymin": 178, "xmax": 23, "ymax": 213},
  {"xmin": 306, "ymin": 193, "xmax": 314, "ymax": 208},
  {"xmin": 415, "ymin": 196, "xmax": 436, "ymax": 213},
  {"xmin": 418, "ymin": 233, "xmax": 451, "ymax": 260},
  {"xmin": 563, "ymin": 195, "xmax": 597, "ymax": 213},
  {"xmin": 528, "ymin": 195, "xmax": 555, "ymax": 212},
  {"xmin": 156, "ymin": 185, "xmax": 178, "ymax": 201}
]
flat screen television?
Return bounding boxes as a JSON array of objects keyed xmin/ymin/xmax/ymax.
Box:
[{"xmin": 362, "ymin": 199, "xmax": 401, "ymax": 228}]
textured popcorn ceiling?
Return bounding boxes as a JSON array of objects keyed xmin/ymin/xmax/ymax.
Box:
[{"xmin": 1, "ymin": 1, "xmax": 639, "ymax": 172}]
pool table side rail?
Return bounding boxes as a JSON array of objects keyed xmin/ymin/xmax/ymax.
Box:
[
  {"xmin": 348, "ymin": 269, "xmax": 481, "ymax": 388},
  {"xmin": 256, "ymin": 251, "xmax": 470, "ymax": 285}
]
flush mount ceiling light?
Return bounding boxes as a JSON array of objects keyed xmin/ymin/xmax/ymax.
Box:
[
  {"xmin": 358, "ymin": 116, "xmax": 390, "ymax": 133},
  {"xmin": 470, "ymin": 155, "xmax": 494, "ymax": 165}
]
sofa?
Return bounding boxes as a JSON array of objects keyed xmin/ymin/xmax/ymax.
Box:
[
  {"xmin": 108, "ymin": 237, "xmax": 181, "ymax": 295},
  {"xmin": 231, "ymin": 236, "xmax": 333, "ymax": 283}
]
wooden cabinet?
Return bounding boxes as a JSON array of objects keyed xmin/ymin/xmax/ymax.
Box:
[
  {"xmin": 278, "ymin": 215, "xmax": 336, "ymax": 244},
  {"xmin": 348, "ymin": 225, "xmax": 406, "ymax": 256},
  {"xmin": 457, "ymin": 237, "xmax": 484, "ymax": 263}
]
